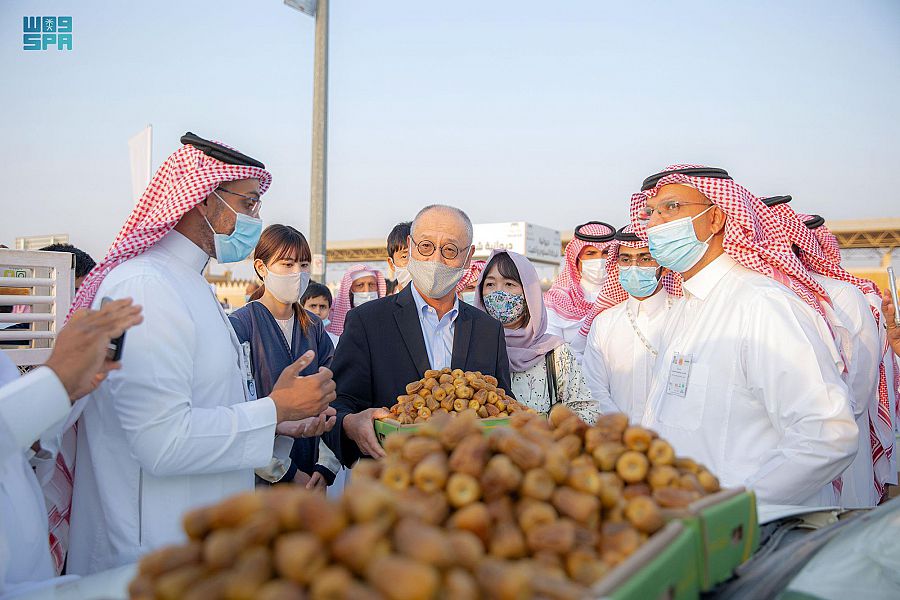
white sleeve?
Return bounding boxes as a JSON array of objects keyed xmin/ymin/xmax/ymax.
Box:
[
  {"xmin": 741, "ymin": 293, "xmax": 859, "ymax": 505},
  {"xmin": 582, "ymin": 318, "xmax": 618, "ymax": 416},
  {"xmin": 101, "ymin": 274, "xmax": 277, "ymax": 477},
  {"xmin": 0, "ymin": 367, "xmax": 70, "ymax": 462},
  {"xmin": 317, "ymin": 439, "xmax": 341, "ymax": 475},
  {"xmin": 841, "ymin": 290, "xmax": 882, "ymax": 419}
]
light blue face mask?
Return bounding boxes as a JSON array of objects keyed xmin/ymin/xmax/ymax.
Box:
[
  {"xmin": 619, "ymin": 266, "xmax": 661, "ymax": 298},
  {"xmin": 646, "ymin": 206, "xmax": 714, "ymax": 273},
  {"xmin": 461, "ymin": 291, "xmax": 477, "ymax": 304},
  {"xmin": 204, "ymin": 191, "xmax": 263, "ymax": 263}
]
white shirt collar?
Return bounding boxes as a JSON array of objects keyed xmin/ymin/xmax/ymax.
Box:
[
  {"xmin": 628, "ymin": 287, "xmax": 670, "ymax": 317},
  {"xmin": 410, "ymin": 284, "xmax": 459, "ymax": 321},
  {"xmin": 155, "ymin": 230, "xmax": 211, "ymax": 274},
  {"xmin": 682, "ymin": 253, "xmax": 738, "ymax": 301}
]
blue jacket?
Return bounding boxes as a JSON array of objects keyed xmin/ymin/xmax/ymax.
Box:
[{"xmin": 229, "ymin": 301, "xmax": 335, "ymax": 483}]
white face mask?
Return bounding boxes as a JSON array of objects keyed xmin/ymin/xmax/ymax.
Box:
[
  {"xmin": 263, "ymin": 269, "xmax": 310, "ymax": 305},
  {"xmin": 353, "ymin": 291, "xmax": 378, "ymax": 306},
  {"xmin": 406, "ymin": 256, "xmax": 467, "ymax": 299},
  {"xmin": 580, "ymin": 258, "xmax": 607, "ymax": 285},
  {"xmin": 461, "ymin": 290, "xmax": 477, "ymax": 304},
  {"xmin": 394, "ymin": 266, "xmax": 413, "ymax": 288}
]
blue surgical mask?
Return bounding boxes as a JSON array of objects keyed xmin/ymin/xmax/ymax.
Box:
[
  {"xmin": 646, "ymin": 206, "xmax": 714, "ymax": 272},
  {"xmin": 461, "ymin": 291, "xmax": 477, "ymax": 304},
  {"xmin": 204, "ymin": 191, "xmax": 263, "ymax": 263},
  {"xmin": 619, "ymin": 266, "xmax": 661, "ymax": 298}
]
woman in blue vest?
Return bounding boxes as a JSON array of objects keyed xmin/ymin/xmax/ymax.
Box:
[{"xmin": 229, "ymin": 224, "xmax": 338, "ymax": 489}]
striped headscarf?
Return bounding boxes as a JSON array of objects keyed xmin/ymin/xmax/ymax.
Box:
[
  {"xmin": 578, "ymin": 225, "xmax": 682, "ymax": 336},
  {"xmin": 49, "ymin": 138, "xmax": 271, "ymax": 573},
  {"xmin": 629, "ymin": 164, "xmax": 829, "ymax": 318},
  {"xmin": 765, "ymin": 200, "xmax": 894, "ymax": 499},
  {"xmin": 456, "ymin": 260, "xmax": 487, "ymax": 293},
  {"xmin": 545, "ymin": 222, "xmax": 616, "ymax": 321},
  {"xmin": 326, "ymin": 265, "xmax": 387, "ymax": 336}
]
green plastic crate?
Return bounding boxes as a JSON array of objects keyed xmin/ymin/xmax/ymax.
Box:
[
  {"xmin": 664, "ymin": 487, "xmax": 760, "ymax": 590},
  {"xmin": 373, "ymin": 416, "xmax": 511, "ymax": 445},
  {"xmin": 592, "ymin": 520, "xmax": 702, "ymax": 600}
]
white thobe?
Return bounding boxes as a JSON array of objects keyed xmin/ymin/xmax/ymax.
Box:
[
  {"xmin": 583, "ymin": 291, "xmax": 671, "ymax": 425},
  {"xmin": 642, "ymin": 254, "xmax": 857, "ymax": 509},
  {"xmin": 68, "ymin": 232, "xmax": 281, "ymax": 575},
  {"xmin": 0, "ymin": 359, "xmax": 69, "ymax": 595},
  {"xmin": 813, "ymin": 274, "xmax": 882, "ymax": 508},
  {"xmin": 546, "ymin": 310, "xmax": 587, "ymax": 359}
]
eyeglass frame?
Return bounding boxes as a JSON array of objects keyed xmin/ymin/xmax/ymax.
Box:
[
  {"xmin": 410, "ymin": 236, "xmax": 463, "ymax": 260},
  {"xmin": 637, "ymin": 200, "xmax": 712, "ymax": 222},
  {"xmin": 616, "ymin": 252, "xmax": 658, "ymax": 267},
  {"xmin": 215, "ymin": 187, "xmax": 262, "ymax": 217}
]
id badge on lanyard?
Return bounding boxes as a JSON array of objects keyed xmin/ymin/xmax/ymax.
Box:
[
  {"xmin": 241, "ymin": 341, "xmax": 257, "ymax": 402},
  {"xmin": 666, "ymin": 353, "xmax": 693, "ymax": 398}
]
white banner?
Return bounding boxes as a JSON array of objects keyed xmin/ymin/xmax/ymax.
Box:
[{"xmin": 128, "ymin": 125, "xmax": 152, "ymax": 203}]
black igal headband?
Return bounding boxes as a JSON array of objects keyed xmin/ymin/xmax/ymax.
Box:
[
  {"xmin": 804, "ymin": 214, "xmax": 825, "ymax": 230},
  {"xmin": 574, "ymin": 221, "xmax": 616, "ymax": 243},
  {"xmin": 180, "ymin": 132, "xmax": 266, "ymax": 169},
  {"xmin": 614, "ymin": 226, "xmax": 642, "ymax": 243},
  {"xmin": 761, "ymin": 195, "xmax": 793, "ymax": 207},
  {"xmin": 641, "ymin": 167, "xmax": 731, "ymax": 191}
]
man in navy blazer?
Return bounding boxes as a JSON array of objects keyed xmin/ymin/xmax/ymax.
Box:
[{"xmin": 326, "ymin": 205, "xmax": 512, "ymax": 466}]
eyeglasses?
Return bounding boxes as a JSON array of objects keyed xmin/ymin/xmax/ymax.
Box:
[
  {"xmin": 617, "ymin": 253, "xmax": 657, "ymax": 267},
  {"xmin": 216, "ymin": 187, "xmax": 262, "ymax": 217},
  {"xmin": 637, "ymin": 201, "xmax": 711, "ymax": 222},
  {"xmin": 411, "ymin": 236, "xmax": 461, "ymax": 260}
]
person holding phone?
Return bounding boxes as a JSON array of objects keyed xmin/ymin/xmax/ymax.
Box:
[{"xmin": 0, "ymin": 299, "xmax": 141, "ymax": 596}]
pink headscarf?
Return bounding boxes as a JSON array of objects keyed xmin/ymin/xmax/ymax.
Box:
[
  {"xmin": 326, "ymin": 265, "xmax": 387, "ymax": 336},
  {"xmin": 545, "ymin": 222, "xmax": 616, "ymax": 321},
  {"xmin": 475, "ymin": 250, "xmax": 564, "ymax": 372}
]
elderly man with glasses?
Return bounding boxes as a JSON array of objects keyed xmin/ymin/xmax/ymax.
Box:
[
  {"xmin": 325, "ymin": 204, "xmax": 513, "ymax": 463},
  {"xmin": 582, "ymin": 227, "xmax": 674, "ymax": 424}
]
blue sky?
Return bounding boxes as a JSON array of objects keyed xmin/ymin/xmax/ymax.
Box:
[{"xmin": 1, "ymin": 0, "xmax": 899, "ymax": 260}]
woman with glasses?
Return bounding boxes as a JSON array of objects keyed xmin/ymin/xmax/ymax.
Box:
[
  {"xmin": 544, "ymin": 222, "xmax": 617, "ymax": 354},
  {"xmin": 581, "ymin": 227, "xmax": 674, "ymax": 424},
  {"xmin": 476, "ymin": 249, "xmax": 597, "ymax": 424}
]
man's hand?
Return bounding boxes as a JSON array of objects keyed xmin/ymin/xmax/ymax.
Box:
[
  {"xmin": 269, "ymin": 351, "xmax": 336, "ymax": 423},
  {"xmin": 342, "ymin": 407, "xmax": 391, "ymax": 459},
  {"xmin": 275, "ymin": 407, "xmax": 337, "ymax": 438},
  {"xmin": 306, "ymin": 471, "xmax": 327, "ymax": 492},
  {"xmin": 883, "ymin": 294, "xmax": 900, "ymax": 357},
  {"xmin": 45, "ymin": 299, "xmax": 143, "ymax": 402}
]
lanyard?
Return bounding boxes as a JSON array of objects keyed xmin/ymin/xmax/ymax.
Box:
[{"xmin": 625, "ymin": 296, "xmax": 673, "ymax": 358}]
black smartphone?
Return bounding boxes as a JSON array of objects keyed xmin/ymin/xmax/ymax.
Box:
[{"xmin": 100, "ymin": 296, "xmax": 127, "ymax": 361}]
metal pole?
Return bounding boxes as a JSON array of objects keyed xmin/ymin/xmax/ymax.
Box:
[{"xmin": 309, "ymin": 0, "xmax": 329, "ymax": 282}]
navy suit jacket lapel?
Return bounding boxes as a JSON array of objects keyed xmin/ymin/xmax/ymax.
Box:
[{"xmin": 393, "ymin": 287, "xmax": 431, "ymax": 377}]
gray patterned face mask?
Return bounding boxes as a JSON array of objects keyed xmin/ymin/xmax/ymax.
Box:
[{"xmin": 406, "ymin": 256, "xmax": 466, "ymax": 299}]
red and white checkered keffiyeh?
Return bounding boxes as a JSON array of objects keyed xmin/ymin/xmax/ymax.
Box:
[
  {"xmin": 326, "ymin": 265, "xmax": 387, "ymax": 337},
  {"xmin": 545, "ymin": 223, "xmax": 615, "ymax": 322},
  {"xmin": 806, "ymin": 218, "xmax": 843, "ymax": 266},
  {"xmin": 48, "ymin": 141, "xmax": 272, "ymax": 574},
  {"xmin": 578, "ymin": 226, "xmax": 683, "ymax": 336},
  {"xmin": 629, "ymin": 165, "xmax": 830, "ymax": 318},
  {"xmin": 456, "ymin": 260, "xmax": 486, "ymax": 293},
  {"xmin": 769, "ymin": 204, "xmax": 895, "ymax": 498}
]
